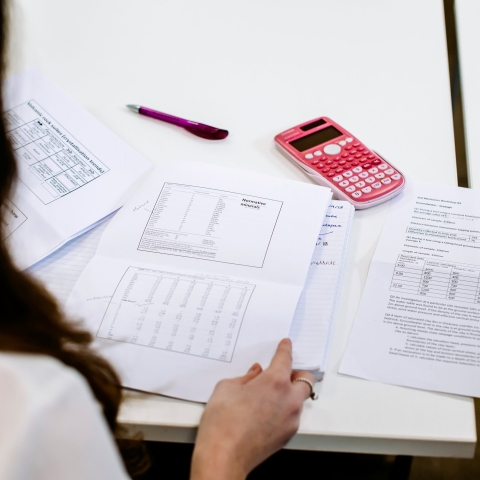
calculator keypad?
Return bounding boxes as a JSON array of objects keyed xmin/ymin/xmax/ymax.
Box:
[{"xmin": 300, "ymin": 136, "xmax": 404, "ymax": 203}]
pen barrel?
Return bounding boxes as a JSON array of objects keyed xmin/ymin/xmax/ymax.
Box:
[
  {"xmin": 138, "ymin": 106, "xmax": 228, "ymax": 139},
  {"xmin": 139, "ymin": 107, "xmax": 195, "ymax": 129}
]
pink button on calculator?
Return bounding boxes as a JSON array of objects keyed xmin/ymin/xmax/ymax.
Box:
[{"xmin": 274, "ymin": 117, "xmax": 405, "ymax": 208}]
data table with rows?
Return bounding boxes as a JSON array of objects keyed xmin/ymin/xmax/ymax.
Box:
[
  {"xmin": 390, "ymin": 255, "xmax": 480, "ymax": 303},
  {"xmin": 4, "ymin": 100, "xmax": 109, "ymax": 204},
  {"xmin": 97, "ymin": 266, "xmax": 255, "ymax": 362}
]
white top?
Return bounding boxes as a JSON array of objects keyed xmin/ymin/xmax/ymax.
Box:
[
  {"xmin": 0, "ymin": 353, "xmax": 129, "ymax": 480},
  {"xmin": 455, "ymin": 0, "xmax": 480, "ymax": 188},
  {"xmin": 9, "ymin": 0, "xmax": 475, "ymax": 456}
]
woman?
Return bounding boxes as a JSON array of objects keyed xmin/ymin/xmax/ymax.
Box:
[{"xmin": 0, "ymin": 1, "xmax": 315, "ymax": 478}]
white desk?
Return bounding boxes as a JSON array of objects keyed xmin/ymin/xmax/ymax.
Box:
[
  {"xmin": 11, "ymin": 0, "xmax": 475, "ymax": 457},
  {"xmin": 455, "ymin": 0, "xmax": 480, "ymax": 188}
]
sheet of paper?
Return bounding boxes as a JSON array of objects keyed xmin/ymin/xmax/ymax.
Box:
[
  {"xmin": 66, "ymin": 162, "xmax": 332, "ymax": 402},
  {"xmin": 2, "ymin": 69, "xmax": 153, "ymax": 269},
  {"xmin": 290, "ymin": 201, "xmax": 354, "ymax": 373},
  {"xmin": 340, "ymin": 180, "xmax": 480, "ymax": 397},
  {"xmin": 27, "ymin": 213, "xmax": 114, "ymax": 305}
]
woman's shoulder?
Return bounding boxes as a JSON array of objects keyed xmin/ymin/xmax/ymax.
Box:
[
  {"xmin": 0, "ymin": 351, "xmax": 91, "ymax": 397},
  {"xmin": 0, "ymin": 351, "xmax": 99, "ymax": 421},
  {"xmin": 0, "ymin": 352, "xmax": 129, "ymax": 480}
]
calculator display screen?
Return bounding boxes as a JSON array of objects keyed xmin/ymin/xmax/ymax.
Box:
[{"xmin": 289, "ymin": 126, "xmax": 343, "ymax": 152}]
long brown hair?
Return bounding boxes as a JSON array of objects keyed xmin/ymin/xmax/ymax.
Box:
[{"xmin": 0, "ymin": 2, "xmax": 148, "ymax": 477}]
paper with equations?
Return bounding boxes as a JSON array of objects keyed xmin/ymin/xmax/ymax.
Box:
[
  {"xmin": 290, "ymin": 201, "xmax": 354, "ymax": 377},
  {"xmin": 2, "ymin": 69, "xmax": 152, "ymax": 269},
  {"xmin": 340, "ymin": 180, "xmax": 480, "ymax": 397},
  {"xmin": 66, "ymin": 162, "xmax": 332, "ymax": 402}
]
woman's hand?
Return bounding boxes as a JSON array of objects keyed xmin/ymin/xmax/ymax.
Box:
[{"xmin": 190, "ymin": 338, "xmax": 316, "ymax": 480}]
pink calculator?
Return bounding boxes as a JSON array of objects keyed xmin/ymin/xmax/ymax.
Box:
[{"xmin": 274, "ymin": 117, "xmax": 405, "ymax": 209}]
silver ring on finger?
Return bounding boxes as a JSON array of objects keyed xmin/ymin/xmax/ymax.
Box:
[{"xmin": 293, "ymin": 377, "xmax": 318, "ymax": 400}]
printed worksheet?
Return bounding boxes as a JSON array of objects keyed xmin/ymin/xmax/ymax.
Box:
[
  {"xmin": 66, "ymin": 162, "xmax": 332, "ymax": 402},
  {"xmin": 340, "ymin": 181, "xmax": 480, "ymax": 397},
  {"xmin": 138, "ymin": 183, "xmax": 282, "ymax": 267},
  {"xmin": 2, "ymin": 69, "xmax": 152, "ymax": 269}
]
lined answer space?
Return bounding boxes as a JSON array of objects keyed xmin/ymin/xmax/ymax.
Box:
[
  {"xmin": 27, "ymin": 215, "xmax": 114, "ymax": 305},
  {"xmin": 290, "ymin": 201, "xmax": 353, "ymax": 370}
]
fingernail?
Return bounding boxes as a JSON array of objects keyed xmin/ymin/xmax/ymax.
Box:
[{"xmin": 249, "ymin": 362, "xmax": 261, "ymax": 373}]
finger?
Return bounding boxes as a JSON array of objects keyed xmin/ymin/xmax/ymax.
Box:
[
  {"xmin": 291, "ymin": 371, "xmax": 316, "ymax": 401},
  {"xmin": 241, "ymin": 363, "xmax": 263, "ymax": 384},
  {"xmin": 230, "ymin": 362, "xmax": 263, "ymax": 385},
  {"xmin": 268, "ymin": 338, "xmax": 293, "ymax": 375}
]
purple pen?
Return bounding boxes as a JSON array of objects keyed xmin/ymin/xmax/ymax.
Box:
[{"xmin": 126, "ymin": 105, "xmax": 228, "ymax": 140}]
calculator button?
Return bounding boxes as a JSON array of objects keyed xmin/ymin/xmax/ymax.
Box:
[
  {"xmin": 317, "ymin": 163, "xmax": 324, "ymax": 168},
  {"xmin": 343, "ymin": 171, "xmax": 353, "ymax": 177},
  {"xmin": 331, "ymin": 164, "xmax": 338, "ymax": 169},
  {"xmin": 351, "ymin": 161, "xmax": 359, "ymax": 166},
  {"xmin": 363, "ymin": 150, "xmax": 371, "ymax": 156},
  {"xmin": 391, "ymin": 173, "xmax": 402, "ymax": 181},
  {"xmin": 342, "ymin": 153, "xmax": 350, "ymax": 158},
  {"xmin": 312, "ymin": 160, "xmax": 320, "ymax": 165},
  {"xmin": 314, "ymin": 150, "xmax": 322, "ymax": 156},
  {"xmin": 362, "ymin": 163, "xmax": 372, "ymax": 169},
  {"xmin": 355, "ymin": 181, "xmax": 366, "ymax": 188},
  {"xmin": 333, "ymin": 175, "xmax": 343, "ymax": 182},
  {"xmin": 372, "ymin": 159, "xmax": 381, "ymax": 165},
  {"xmin": 325, "ymin": 160, "xmax": 333, "ymax": 165},
  {"xmin": 350, "ymin": 150, "xmax": 357, "ymax": 155},
  {"xmin": 346, "ymin": 137, "xmax": 353, "ymax": 143},
  {"xmin": 335, "ymin": 168, "xmax": 343, "ymax": 173},
  {"xmin": 359, "ymin": 158, "xmax": 368, "ymax": 163},
  {"xmin": 334, "ymin": 156, "xmax": 341, "ymax": 161},
  {"xmin": 381, "ymin": 178, "xmax": 392, "ymax": 185},
  {"xmin": 357, "ymin": 146, "xmax": 365, "ymax": 151},
  {"xmin": 375, "ymin": 173, "xmax": 385, "ymax": 179},
  {"xmin": 352, "ymin": 191, "xmax": 362, "ymax": 198},
  {"xmin": 347, "ymin": 157, "xmax": 355, "ymax": 162},
  {"xmin": 324, "ymin": 144, "xmax": 341, "ymax": 155},
  {"xmin": 353, "ymin": 142, "xmax": 360, "ymax": 147},
  {"xmin": 368, "ymin": 168, "xmax": 378, "ymax": 174},
  {"xmin": 362, "ymin": 186, "xmax": 372, "ymax": 193},
  {"xmin": 354, "ymin": 154, "xmax": 362, "ymax": 159},
  {"xmin": 322, "ymin": 156, "xmax": 329, "ymax": 161},
  {"xmin": 359, "ymin": 171, "xmax": 369, "ymax": 178},
  {"xmin": 385, "ymin": 168, "xmax": 395, "ymax": 175},
  {"xmin": 339, "ymin": 140, "xmax": 346, "ymax": 146},
  {"xmin": 322, "ymin": 167, "xmax": 330, "ymax": 173},
  {"xmin": 345, "ymin": 185, "xmax": 356, "ymax": 193},
  {"xmin": 339, "ymin": 160, "xmax": 346, "ymax": 165},
  {"xmin": 367, "ymin": 154, "xmax": 375, "ymax": 159},
  {"xmin": 349, "ymin": 176, "xmax": 359, "ymax": 183},
  {"xmin": 365, "ymin": 176, "xmax": 375, "ymax": 183},
  {"xmin": 352, "ymin": 166, "xmax": 362, "ymax": 173},
  {"xmin": 378, "ymin": 164, "xmax": 389, "ymax": 170},
  {"xmin": 327, "ymin": 172, "xmax": 335, "ymax": 177},
  {"xmin": 372, "ymin": 182, "xmax": 382, "ymax": 189},
  {"xmin": 339, "ymin": 180, "xmax": 349, "ymax": 187},
  {"xmin": 305, "ymin": 154, "xmax": 314, "ymax": 160},
  {"xmin": 345, "ymin": 145, "xmax": 353, "ymax": 150}
]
